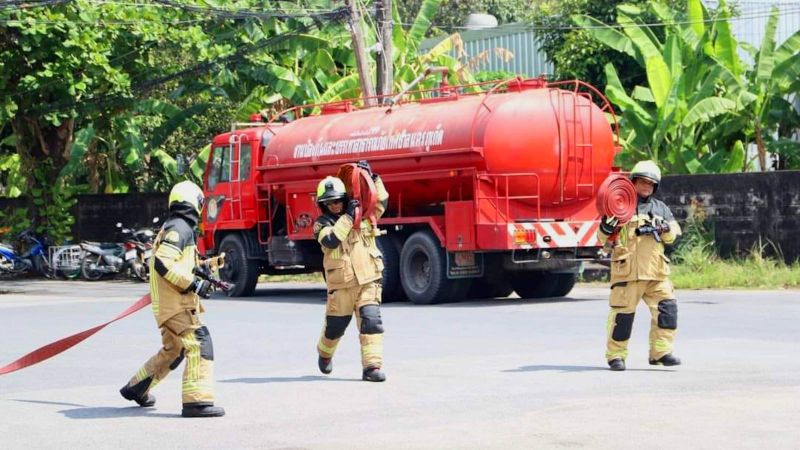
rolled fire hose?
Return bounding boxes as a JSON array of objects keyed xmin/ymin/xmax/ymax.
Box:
[
  {"xmin": 0, "ymin": 294, "xmax": 151, "ymax": 375},
  {"xmin": 596, "ymin": 174, "xmax": 637, "ymax": 224},
  {"xmin": 336, "ymin": 163, "xmax": 379, "ymax": 228}
]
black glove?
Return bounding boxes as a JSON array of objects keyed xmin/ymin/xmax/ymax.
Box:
[
  {"xmin": 635, "ymin": 224, "xmax": 662, "ymax": 243},
  {"xmin": 654, "ymin": 218, "xmax": 670, "ymax": 234},
  {"xmin": 190, "ymin": 277, "xmax": 213, "ymax": 299},
  {"xmin": 599, "ymin": 215, "xmax": 619, "ymax": 235},
  {"xmin": 357, "ymin": 160, "xmax": 378, "ymax": 180},
  {"xmin": 345, "ymin": 199, "xmax": 360, "ymax": 218}
]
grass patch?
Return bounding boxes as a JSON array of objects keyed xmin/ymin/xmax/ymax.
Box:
[
  {"xmin": 672, "ymin": 257, "xmax": 800, "ymax": 289},
  {"xmin": 258, "ymin": 273, "xmax": 323, "ymax": 283},
  {"xmin": 669, "ymin": 203, "xmax": 800, "ymax": 289}
]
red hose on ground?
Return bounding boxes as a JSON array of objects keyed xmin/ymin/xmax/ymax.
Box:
[
  {"xmin": 0, "ymin": 294, "xmax": 151, "ymax": 375},
  {"xmin": 596, "ymin": 174, "xmax": 637, "ymax": 223}
]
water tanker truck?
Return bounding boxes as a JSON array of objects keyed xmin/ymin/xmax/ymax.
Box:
[{"xmin": 200, "ymin": 76, "xmax": 621, "ymax": 304}]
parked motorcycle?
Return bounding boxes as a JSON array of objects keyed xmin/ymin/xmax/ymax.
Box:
[
  {"xmin": 0, "ymin": 229, "xmax": 53, "ymax": 278},
  {"xmin": 79, "ymin": 218, "xmax": 159, "ymax": 281}
]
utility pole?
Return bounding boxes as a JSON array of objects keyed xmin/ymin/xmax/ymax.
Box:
[
  {"xmin": 375, "ymin": 0, "xmax": 393, "ymax": 102},
  {"xmin": 344, "ymin": 0, "xmax": 376, "ymax": 106}
]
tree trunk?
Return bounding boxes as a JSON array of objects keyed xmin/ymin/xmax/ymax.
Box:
[
  {"xmin": 10, "ymin": 115, "xmax": 75, "ymax": 224},
  {"xmin": 754, "ymin": 123, "xmax": 767, "ymax": 171}
]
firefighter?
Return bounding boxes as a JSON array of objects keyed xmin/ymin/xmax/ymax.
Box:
[
  {"xmin": 598, "ymin": 160, "xmax": 682, "ymax": 371},
  {"xmin": 120, "ymin": 180, "xmax": 225, "ymax": 417},
  {"xmin": 314, "ymin": 161, "xmax": 389, "ymax": 382}
]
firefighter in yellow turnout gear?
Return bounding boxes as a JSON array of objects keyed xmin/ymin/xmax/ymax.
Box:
[
  {"xmin": 598, "ymin": 161, "xmax": 683, "ymax": 371},
  {"xmin": 120, "ymin": 181, "xmax": 225, "ymax": 417},
  {"xmin": 314, "ymin": 161, "xmax": 389, "ymax": 382}
]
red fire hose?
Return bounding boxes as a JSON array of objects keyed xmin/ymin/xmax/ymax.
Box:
[
  {"xmin": 0, "ymin": 294, "xmax": 151, "ymax": 375},
  {"xmin": 336, "ymin": 164, "xmax": 379, "ymax": 227},
  {"xmin": 596, "ymin": 174, "xmax": 637, "ymax": 223}
]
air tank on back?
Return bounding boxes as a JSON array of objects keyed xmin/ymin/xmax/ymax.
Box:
[{"xmin": 260, "ymin": 78, "xmax": 617, "ymax": 211}]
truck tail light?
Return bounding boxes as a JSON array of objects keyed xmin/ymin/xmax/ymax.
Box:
[{"xmin": 514, "ymin": 228, "xmax": 535, "ymax": 245}]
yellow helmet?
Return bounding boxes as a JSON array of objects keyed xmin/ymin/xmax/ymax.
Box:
[
  {"xmin": 316, "ymin": 176, "xmax": 347, "ymax": 205},
  {"xmin": 630, "ymin": 160, "xmax": 661, "ymax": 191},
  {"xmin": 169, "ymin": 180, "xmax": 205, "ymax": 215}
]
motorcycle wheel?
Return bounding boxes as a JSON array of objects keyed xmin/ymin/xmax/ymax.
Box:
[
  {"xmin": 134, "ymin": 261, "xmax": 149, "ymax": 282},
  {"xmin": 33, "ymin": 254, "xmax": 54, "ymax": 279},
  {"xmin": 81, "ymin": 254, "xmax": 105, "ymax": 281}
]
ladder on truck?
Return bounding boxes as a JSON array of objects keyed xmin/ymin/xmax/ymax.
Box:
[
  {"xmin": 227, "ymin": 134, "xmax": 245, "ymax": 221},
  {"xmin": 555, "ymin": 88, "xmax": 595, "ymax": 204}
]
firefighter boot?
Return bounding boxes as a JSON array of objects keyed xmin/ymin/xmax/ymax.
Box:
[
  {"xmin": 649, "ymin": 353, "xmax": 681, "ymax": 366},
  {"xmin": 362, "ymin": 367, "xmax": 386, "ymax": 382},
  {"xmin": 608, "ymin": 359, "xmax": 626, "ymax": 371},
  {"xmin": 318, "ymin": 356, "xmax": 333, "ymax": 375},
  {"xmin": 120, "ymin": 384, "xmax": 156, "ymax": 407},
  {"xmin": 182, "ymin": 403, "xmax": 226, "ymax": 418}
]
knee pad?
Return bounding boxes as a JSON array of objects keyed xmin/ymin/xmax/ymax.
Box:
[
  {"xmin": 657, "ymin": 299, "xmax": 678, "ymax": 330},
  {"xmin": 359, "ymin": 305, "xmax": 384, "ymax": 335},
  {"xmin": 611, "ymin": 312, "xmax": 635, "ymax": 342},
  {"xmin": 194, "ymin": 326, "xmax": 214, "ymax": 361},
  {"xmin": 325, "ymin": 315, "xmax": 352, "ymax": 340},
  {"xmin": 169, "ymin": 348, "xmax": 186, "ymax": 370}
]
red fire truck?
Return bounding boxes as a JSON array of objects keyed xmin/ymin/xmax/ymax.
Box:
[{"xmin": 200, "ymin": 76, "xmax": 620, "ymax": 304}]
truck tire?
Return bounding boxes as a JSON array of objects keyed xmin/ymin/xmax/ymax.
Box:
[
  {"xmin": 468, "ymin": 276, "xmax": 514, "ymax": 299},
  {"xmin": 511, "ymin": 271, "xmax": 578, "ymax": 298},
  {"xmin": 549, "ymin": 273, "xmax": 578, "ymax": 297},
  {"xmin": 400, "ymin": 230, "xmax": 450, "ymax": 305},
  {"xmin": 218, "ymin": 234, "xmax": 259, "ymax": 297},
  {"xmin": 376, "ymin": 235, "xmax": 406, "ymax": 302},
  {"xmin": 511, "ymin": 271, "xmax": 560, "ymax": 299}
]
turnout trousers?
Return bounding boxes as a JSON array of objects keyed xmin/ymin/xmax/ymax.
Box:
[
  {"xmin": 317, "ymin": 281, "xmax": 384, "ymax": 369},
  {"xmin": 124, "ymin": 309, "xmax": 215, "ymax": 405},
  {"xmin": 606, "ymin": 279, "xmax": 678, "ymax": 362}
]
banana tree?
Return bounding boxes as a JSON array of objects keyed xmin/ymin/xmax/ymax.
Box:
[
  {"xmin": 739, "ymin": 7, "xmax": 800, "ymax": 170},
  {"xmin": 574, "ymin": 0, "xmax": 757, "ymax": 173}
]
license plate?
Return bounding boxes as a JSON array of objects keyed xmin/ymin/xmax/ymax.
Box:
[{"xmin": 125, "ymin": 249, "xmax": 137, "ymax": 260}]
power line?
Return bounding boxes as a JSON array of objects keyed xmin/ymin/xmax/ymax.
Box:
[{"xmin": 399, "ymin": 6, "xmax": 800, "ymax": 33}]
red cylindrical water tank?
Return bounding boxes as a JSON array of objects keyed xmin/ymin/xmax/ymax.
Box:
[{"xmin": 260, "ymin": 81, "xmax": 617, "ymax": 208}]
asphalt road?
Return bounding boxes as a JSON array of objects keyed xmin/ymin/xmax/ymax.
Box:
[{"xmin": 0, "ymin": 279, "xmax": 798, "ymax": 449}]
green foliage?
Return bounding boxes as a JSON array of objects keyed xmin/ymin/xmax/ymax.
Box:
[
  {"xmin": 528, "ymin": 0, "xmax": 686, "ymax": 91},
  {"xmin": 0, "ymin": 207, "xmax": 32, "ymax": 238},
  {"xmin": 31, "ymin": 161, "xmax": 76, "ymax": 244},
  {"xmin": 671, "ymin": 250, "xmax": 800, "ymax": 289},
  {"xmin": 473, "ymin": 70, "xmax": 517, "ymax": 83},
  {"xmin": 572, "ymin": 0, "xmax": 800, "ymax": 173},
  {"xmin": 397, "ymin": 0, "xmax": 533, "ymax": 33}
]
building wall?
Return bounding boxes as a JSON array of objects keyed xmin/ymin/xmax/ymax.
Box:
[{"xmin": 659, "ymin": 171, "xmax": 800, "ymax": 262}]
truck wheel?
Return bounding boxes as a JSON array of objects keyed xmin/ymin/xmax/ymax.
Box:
[
  {"xmin": 219, "ymin": 234, "xmax": 259, "ymax": 297},
  {"xmin": 468, "ymin": 277, "xmax": 514, "ymax": 299},
  {"xmin": 549, "ymin": 273, "xmax": 578, "ymax": 297},
  {"xmin": 400, "ymin": 231, "xmax": 450, "ymax": 305},
  {"xmin": 511, "ymin": 271, "xmax": 560, "ymax": 299},
  {"xmin": 376, "ymin": 235, "xmax": 406, "ymax": 302}
]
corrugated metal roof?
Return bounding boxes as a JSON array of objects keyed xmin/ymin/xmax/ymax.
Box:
[{"xmin": 420, "ymin": 23, "xmax": 553, "ymax": 77}]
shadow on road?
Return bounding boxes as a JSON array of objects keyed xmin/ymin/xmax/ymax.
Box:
[
  {"xmin": 220, "ymin": 375, "xmax": 360, "ymax": 384},
  {"xmin": 12, "ymin": 399, "xmax": 87, "ymax": 407},
  {"xmin": 425, "ymin": 296, "xmax": 604, "ymax": 308},
  {"xmin": 505, "ymin": 364, "xmax": 677, "ymax": 373},
  {"xmin": 208, "ymin": 287, "xmax": 326, "ymax": 305},
  {"xmin": 58, "ymin": 406, "xmax": 179, "ymax": 419}
]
